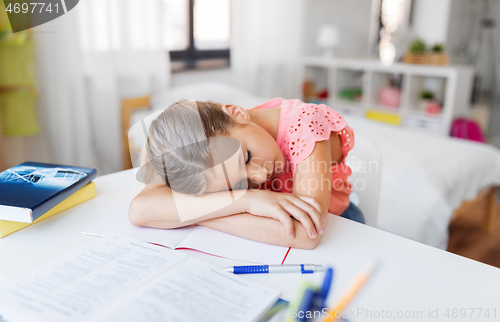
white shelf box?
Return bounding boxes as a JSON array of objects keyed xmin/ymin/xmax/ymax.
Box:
[
  {"xmin": 407, "ymin": 75, "xmax": 448, "ymax": 116},
  {"xmin": 368, "ymin": 72, "xmax": 405, "ymax": 110},
  {"xmin": 330, "ymin": 98, "xmax": 363, "ymax": 109},
  {"xmin": 403, "ymin": 113, "xmax": 444, "ymax": 135},
  {"xmin": 331, "ymin": 102, "xmax": 365, "ymax": 119},
  {"xmin": 303, "ymin": 66, "xmax": 329, "ymax": 97},
  {"xmin": 334, "ymin": 69, "xmax": 365, "ymax": 104}
]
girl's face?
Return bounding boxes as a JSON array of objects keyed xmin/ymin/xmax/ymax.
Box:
[
  {"xmin": 205, "ymin": 105, "xmax": 284, "ymax": 193},
  {"xmin": 229, "ymin": 121, "xmax": 284, "ymax": 189}
]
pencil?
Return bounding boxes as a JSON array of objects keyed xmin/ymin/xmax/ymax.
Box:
[{"xmin": 321, "ymin": 261, "xmax": 377, "ymax": 322}]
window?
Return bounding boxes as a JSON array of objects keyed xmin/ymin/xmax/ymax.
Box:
[
  {"xmin": 376, "ymin": 0, "xmax": 412, "ymax": 64},
  {"xmin": 79, "ymin": 0, "xmax": 163, "ymax": 52},
  {"xmin": 163, "ymin": 0, "xmax": 230, "ymax": 70}
]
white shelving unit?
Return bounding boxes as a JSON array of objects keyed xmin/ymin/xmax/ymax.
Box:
[{"xmin": 302, "ymin": 56, "xmax": 475, "ymax": 136}]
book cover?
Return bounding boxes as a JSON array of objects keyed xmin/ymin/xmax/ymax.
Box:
[
  {"xmin": 0, "ymin": 162, "xmax": 97, "ymax": 223},
  {"xmin": 0, "ymin": 182, "xmax": 97, "ymax": 238}
]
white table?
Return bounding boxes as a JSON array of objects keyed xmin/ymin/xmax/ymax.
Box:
[{"xmin": 1, "ymin": 170, "xmax": 500, "ymax": 322}]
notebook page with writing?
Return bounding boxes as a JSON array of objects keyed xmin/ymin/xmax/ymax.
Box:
[
  {"xmin": 0, "ymin": 233, "xmax": 188, "ymax": 322},
  {"xmin": 178, "ymin": 226, "xmax": 289, "ymax": 264},
  {"xmin": 82, "ymin": 205, "xmax": 290, "ymax": 264},
  {"xmin": 82, "ymin": 204, "xmax": 195, "ymax": 248},
  {"xmin": 90, "ymin": 257, "xmax": 280, "ymax": 322}
]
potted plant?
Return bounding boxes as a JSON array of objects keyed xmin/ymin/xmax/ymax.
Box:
[
  {"xmin": 409, "ymin": 39, "xmax": 427, "ymax": 54},
  {"xmin": 419, "ymin": 90, "xmax": 434, "ymax": 111},
  {"xmin": 431, "ymin": 43, "xmax": 444, "ymax": 53},
  {"xmin": 404, "ymin": 40, "xmax": 449, "ymax": 65},
  {"xmin": 418, "ymin": 90, "xmax": 442, "ymax": 115}
]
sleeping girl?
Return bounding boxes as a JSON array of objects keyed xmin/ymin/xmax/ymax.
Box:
[{"xmin": 129, "ymin": 98, "xmax": 364, "ymax": 249}]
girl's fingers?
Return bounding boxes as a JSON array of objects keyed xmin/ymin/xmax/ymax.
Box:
[
  {"xmin": 297, "ymin": 195, "xmax": 323, "ymax": 217},
  {"xmin": 281, "ymin": 201, "xmax": 317, "ymax": 239},
  {"xmin": 275, "ymin": 207, "xmax": 296, "ymax": 238},
  {"xmin": 289, "ymin": 197, "xmax": 324, "ymax": 235}
]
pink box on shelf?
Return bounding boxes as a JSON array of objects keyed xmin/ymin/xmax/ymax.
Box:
[{"xmin": 379, "ymin": 87, "xmax": 401, "ymax": 108}]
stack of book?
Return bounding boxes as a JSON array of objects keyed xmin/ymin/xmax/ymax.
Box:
[{"xmin": 0, "ymin": 161, "xmax": 97, "ymax": 238}]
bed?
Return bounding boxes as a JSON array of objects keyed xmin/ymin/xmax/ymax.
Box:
[{"xmin": 122, "ymin": 82, "xmax": 500, "ymax": 250}]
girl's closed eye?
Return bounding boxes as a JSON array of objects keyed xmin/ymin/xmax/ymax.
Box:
[{"xmin": 246, "ymin": 150, "xmax": 252, "ymax": 164}]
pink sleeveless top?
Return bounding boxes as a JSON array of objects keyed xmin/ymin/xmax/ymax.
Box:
[{"xmin": 253, "ymin": 98, "xmax": 354, "ymax": 215}]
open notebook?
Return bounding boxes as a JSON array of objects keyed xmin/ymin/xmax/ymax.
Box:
[
  {"xmin": 82, "ymin": 205, "xmax": 290, "ymax": 265},
  {"xmin": 0, "ymin": 233, "xmax": 280, "ymax": 322}
]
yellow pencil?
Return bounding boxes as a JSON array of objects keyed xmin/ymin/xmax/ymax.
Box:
[{"xmin": 321, "ymin": 261, "xmax": 377, "ymax": 322}]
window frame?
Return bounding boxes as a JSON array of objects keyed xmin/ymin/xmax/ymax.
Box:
[{"xmin": 169, "ymin": 0, "xmax": 230, "ymax": 69}]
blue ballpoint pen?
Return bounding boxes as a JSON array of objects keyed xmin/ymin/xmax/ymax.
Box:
[
  {"xmin": 296, "ymin": 288, "xmax": 317, "ymax": 322},
  {"xmin": 296, "ymin": 268, "xmax": 334, "ymax": 322},
  {"xmin": 319, "ymin": 267, "xmax": 334, "ymax": 306},
  {"xmin": 223, "ymin": 264, "xmax": 323, "ymax": 274},
  {"xmin": 321, "ymin": 268, "xmax": 333, "ymax": 298},
  {"xmin": 306, "ymin": 267, "xmax": 334, "ymax": 317}
]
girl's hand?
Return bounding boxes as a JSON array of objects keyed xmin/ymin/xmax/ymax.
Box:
[{"xmin": 244, "ymin": 190, "xmax": 324, "ymax": 239}]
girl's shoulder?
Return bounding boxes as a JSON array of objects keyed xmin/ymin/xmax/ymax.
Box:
[
  {"xmin": 281, "ymin": 99, "xmax": 347, "ymax": 139},
  {"xmin": 278, "ymin": 100, "xmax": 349, "ymax": 172}
]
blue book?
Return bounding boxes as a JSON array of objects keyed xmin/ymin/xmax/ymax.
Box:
[{"xmin": 0, "ymin": 162, "xmax": 97, "ymax": 223}]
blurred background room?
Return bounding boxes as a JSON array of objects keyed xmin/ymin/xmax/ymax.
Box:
[{"xmin": 1, "ymin": 0, "xmax": 500, "ymax": 265}]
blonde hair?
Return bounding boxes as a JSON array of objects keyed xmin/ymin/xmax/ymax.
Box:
[{"xmin": 146, "ymin": 100, "xmax": 235, "ymax": 195}]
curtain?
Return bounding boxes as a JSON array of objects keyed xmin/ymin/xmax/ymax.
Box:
[
  {"xmin": 230, "ymin": 0, "xmax": 305, "ymax": 99},
  {"xmin": 33, "ymin": 7, "xmax": 98, "ymax": 170},
  {"xmin": 33, "ymin": 0, "xmax": 170, "ymax": 174}
]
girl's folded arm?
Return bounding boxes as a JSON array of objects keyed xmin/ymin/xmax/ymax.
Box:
[
  {"xmin": 196, "ymin": 138, "xmax": 334, "ymax": 250},
  {"xmin": 129, "ymin": 182, "xmax": 322, "ymax": 237},
  {"xmin": 197, "ymin": 213, "xmax": 320, "ymax": 250},
  {"xmin": 129, "ymin": 183, "xmax": 249, "ymax": 229}
]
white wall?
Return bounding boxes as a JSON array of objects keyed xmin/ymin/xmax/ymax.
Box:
[
  {"xmin": 411, "ymin": 0, "xmax": 452, "ymax": 45},
  {"xmin": 302, "ymin": 0, "xmax": 373, "ymax": 57}
]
